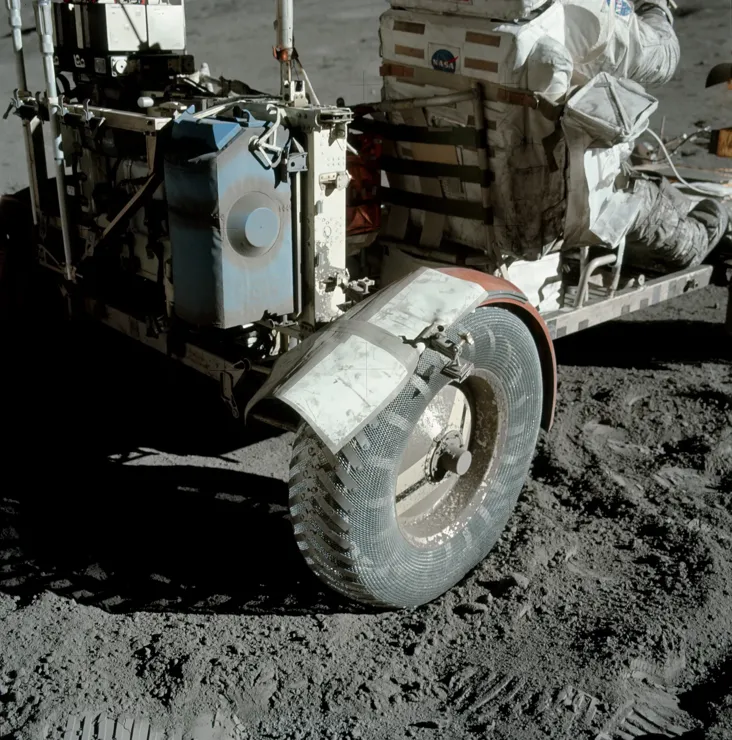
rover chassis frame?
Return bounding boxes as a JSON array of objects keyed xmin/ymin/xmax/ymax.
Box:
[{"xmin": 73, "ymin": 259, "xmax": 727, "ymax": 434}]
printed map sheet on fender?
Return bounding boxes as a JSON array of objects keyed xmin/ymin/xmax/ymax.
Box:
[{"xmin": 246, "ymin": 268, "xmax": 489, "ymax": 453}]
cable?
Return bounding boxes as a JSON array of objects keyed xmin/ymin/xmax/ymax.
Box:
[{"xmin": 645, "ymin": 127, "xmax": 729, "ymax": 196}]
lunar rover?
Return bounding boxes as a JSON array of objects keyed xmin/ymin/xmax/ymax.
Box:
[{"xmin": 1, "ymin": 0, "xmax": 730, "ymax": 609}]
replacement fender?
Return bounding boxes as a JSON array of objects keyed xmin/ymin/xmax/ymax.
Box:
[
  {"xmin": 440, "ymin": 267, "xmax": 557, "ymax": 432},
  {"xmin": 245, "ymin": 266, "xmax": 557, "ymax": 453}
]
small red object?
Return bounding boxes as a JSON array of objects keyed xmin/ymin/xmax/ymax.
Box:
[{"xmin": 346, "ymin": 130, "xmax": 382, "ymax": 236}]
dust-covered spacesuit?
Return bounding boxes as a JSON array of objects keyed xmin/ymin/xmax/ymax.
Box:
[
  {"xmin": 562, "ymin": 0, "xmax": 680, "ymax": 87},
  {"xmin": 559, "ymin": 0, "xmax": 728, "ymax": 272}
]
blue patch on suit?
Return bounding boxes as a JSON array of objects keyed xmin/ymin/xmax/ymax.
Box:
[{"xmin": 606, "ymin": 0, "xmax": 633, "ymax": 16}]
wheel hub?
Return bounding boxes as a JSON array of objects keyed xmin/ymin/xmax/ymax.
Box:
[
  {"xmin": 395, "ymin": 370, "xmax": 508, "ymax": 548},
  {"xmin": 437, "ymin": 433, "xmax": 473, "ymax": 477},
  {"xmin": 426, "ymin": 429, "xmax": 473, "ymax": 482}
]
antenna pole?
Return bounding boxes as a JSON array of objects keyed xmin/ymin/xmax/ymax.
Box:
[{"xmin": 276, "ymin": 0, "xmax": 294, "ymax": 102}]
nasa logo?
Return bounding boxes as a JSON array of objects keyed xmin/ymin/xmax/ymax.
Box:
[{"xmin": 431, "ymin": 48, "xmax": 459, "ymax": 74}]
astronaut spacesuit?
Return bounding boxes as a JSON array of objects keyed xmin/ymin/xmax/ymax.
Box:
[{"xmin": 559, "ymin": 0, "xmax": 728, "ymax": 272}]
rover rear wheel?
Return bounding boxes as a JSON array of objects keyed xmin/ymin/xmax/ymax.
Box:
[{"xmin": 288, "ymin": 305, "xmax": 544, "ymax": 608}]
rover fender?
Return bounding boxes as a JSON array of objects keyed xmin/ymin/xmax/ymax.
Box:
[
  {"xmin": 440, "ymin": 266, "xmax": 558, "ymax": 431},
  {"xmin": 246, "ymin": 266, "xmax": 557, "ymax": 453}
]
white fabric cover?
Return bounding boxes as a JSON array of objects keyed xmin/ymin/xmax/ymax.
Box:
[
  {"xmin": 387, "ymin": 0, "xmax": 554, "ymax": 22},
  {"xmin": 380, "ymin": 245, "xmax": 563, "ymax": 312},
  {"xmin": 562, "ymin": 72, "xmax": 658, "ymax": 145},
  {"xmin": 561, "ymin": 72, "xmax": 658, "ymax": 247}
]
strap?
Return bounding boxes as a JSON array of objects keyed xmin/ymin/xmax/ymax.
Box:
[
  {"xmin": 379, "ymin": 61, "xmax": 564, "ymax": 121},
  {"xmin": 379, "ymin": 155, "xmax": 493, "ymax": 185},
  {"xmin": 381, "ymin": 187, "xmax": 493, "ymax": 223},
  {"xmin": 352, "ymin": 116, "xmax": 484, "ymax": 148}
]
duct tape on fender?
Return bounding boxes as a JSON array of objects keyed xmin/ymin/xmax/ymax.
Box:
[{"xmin": 245, "ymin": 267, "xmax": 490, "ymax": 454}]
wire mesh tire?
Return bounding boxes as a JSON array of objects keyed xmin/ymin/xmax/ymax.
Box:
[{"xmin": 288, "ymin": 305, "xmax": 544, "ymax": 608}]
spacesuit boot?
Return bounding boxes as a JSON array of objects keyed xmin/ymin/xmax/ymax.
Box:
[{"xmin": 622, "ymin": 178, "xmax": 729, "ymax": 273}]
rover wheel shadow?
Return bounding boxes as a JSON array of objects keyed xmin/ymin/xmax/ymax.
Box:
[
  {"xmin": 0, "ymin": 323, "xmax": 367, "ymax": 615},
  {"xmin": 554, "ymin": 318, "xmax": 732, "ymax": 369}
]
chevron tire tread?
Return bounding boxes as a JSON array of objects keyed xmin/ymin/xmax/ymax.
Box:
[{"xmin": 288, "ymin": 306, "xmax": 544, "ymax": 609}]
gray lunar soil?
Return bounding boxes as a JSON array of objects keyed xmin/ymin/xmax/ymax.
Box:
[{"xmin": 2, "ymin": 1, "xmax": 732, "ymax": 739}]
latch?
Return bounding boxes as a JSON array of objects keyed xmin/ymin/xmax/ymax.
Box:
[
  {"xmin": 3, "ymin": 89, "xmax": 22, "ymax": 120},
  {"xmin": 220, "ymin": 371, "xmax": 240, "ymax": 419},
  {"xmin": 80, "ymin": 99, "xmax": 94, "ymax": 123},
  {"xmin": 145, "ymin": 313, "xmax": 169, "ymax": 339},
  {"xmin": 322, "ymin": 267, "xmax": 350, "ymax": 293},
  {"xmin": 3, "ymin": 89, "xmax": 37, "ymax": 121},
  {"xmin": 343, "ymin": 277, "xmax": 375, "ymax": 303},
  {"xmin": 56, "ymin": 97, "xmax": 106, "ymax": 135},
  {"xmin": 318, "ymin": 171, "xmax": 350, "ymax": 191},
  {"xmin": 80, "ymin": 98, "xmax": 106, "ymax": 133},
  {"xmin": 410, "ymin": 321, "xmax": 475, "ymax": 383}
]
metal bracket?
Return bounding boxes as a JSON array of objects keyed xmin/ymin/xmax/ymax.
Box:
[
  {"xmin": 220, "ymin": 371, "xmax": 240, "ymax": 419},
  {"xmin": 286, "ymin": 150, "xmax": 308, "ymax": 173},
  {"xmin": 343, "ymin": 277, "xmax": 375, "ymax": 303},
  {"xmin": 3, "ymin": 89, "xmax": 22, "ymax": 120},
  {"xmin": 2, "ymin": 89, "xmax": 40, "ymax": 122},
  {"xmin": 249, "ymin": 105, "xmax": 285, "ymax": 170},
  {"xmin": 318, "ymin": 171, "xmax": 350, "ymax": 191},
  {"xmin": 323, "ymin": 268, "xmax": 350, "ymax": 293},
  {"xmin": 80, "ymin": 99, "xmax": 94, "ymax": 123},
  {"xmin": 410, "ymin": 322, "xmax": 475, "ymax": 382},
  {"xmin": 59, "ymin": 97, "xmax": 106, "ymax": 134},
  {"xmin": 437, "ymin": 332, "xmax": 475, "ymax": 382}
]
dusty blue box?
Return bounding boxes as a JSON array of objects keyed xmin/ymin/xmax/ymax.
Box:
[{"xmin": 164, "ymin": 110, "xmax": 294, "ymax": 328}]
